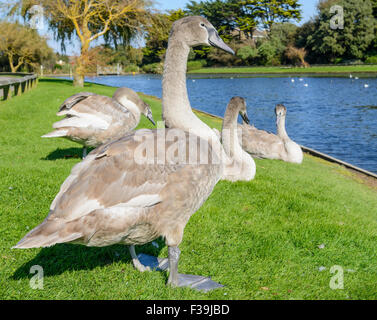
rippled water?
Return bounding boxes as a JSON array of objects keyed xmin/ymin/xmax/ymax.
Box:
[{"xmin": 66, "ymin": 74, "xmax": 377, "ymax": 174}]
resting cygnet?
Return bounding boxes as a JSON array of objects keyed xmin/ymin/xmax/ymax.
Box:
[
  {"xmin": 238, "ymin": 104, "xmax": 303, "ymax": 164},
  {"xmin": 43, "ymin": 87, "xmax": 155, "ymax": 157}
]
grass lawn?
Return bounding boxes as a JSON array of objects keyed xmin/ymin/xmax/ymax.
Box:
[
  {"xmin": 189, "ymin": 65, "xmax": 377, "ymax": 75},
  {"xmin": 0, "ymin": 78, "xmax": 376, "ymax": 300}
]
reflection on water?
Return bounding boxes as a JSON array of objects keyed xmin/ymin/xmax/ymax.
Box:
[{"xmin": 63, "ymin": 74, "xmax": 377, "ymax": 174}]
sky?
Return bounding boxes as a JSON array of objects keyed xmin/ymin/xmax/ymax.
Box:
[{"xmin": 46, "ymin": 0, "xmax": 319, "ymax": 55}]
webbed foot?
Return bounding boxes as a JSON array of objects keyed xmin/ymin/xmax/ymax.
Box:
[{"xmin": 170, "ymin": 273, "xmax": 224, "ymax": 292}]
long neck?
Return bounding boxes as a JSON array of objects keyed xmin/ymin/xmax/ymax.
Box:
[
  {"xmin": 162, "ymin": 40, "xmax": 190, "ymax": 121},
  {"xmin": 117, "ymin": 96, "xmax": 141, "ymax": 124},
  {"xmin": 162, "ymin": 35, "xmax": 244, "ymax": 180},
  {"xmin": 162, "ymin": 38, "xmax": 219, "ymax": 144},
  {"xmin": 277, "ymin": 115, "xmax": 289, "ymax": 140},
  {"xmin": 222, "ymin": 109, "xmax": 256, "ymax": 181},
  {"xmin": 127, "ymin": 104, "xmax": 141, "ymax": 124},
  {"xmin": 222, "ymin": 108, "xmax": 242, "ymax": 159}
]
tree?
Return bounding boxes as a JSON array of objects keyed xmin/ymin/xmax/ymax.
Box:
[
  {"xmin": 302, "ymin": 0, "xmax": 376, "ymax": 63},
  {"xmin": 142, "ymin": 9, "xmax": 186, "ymax": 65},
  {"xmin": 294, "ymin": 19, "xmax": 317, "ymax": 63},
  {"xmin": 368, "ymin": 0, "xmax": 377, "ymax": 54},
  {"xmin": 257, "ymin": 39, "xmax": 283, "ymax": 65},
  {"xmin": 270, "ymin": 22, "xmax": 298, "ymax": 47},
  {"xmin": 10, "ymin": 0, "xmax": 153, "ymax": 86},
  {"xmin": 372, "ymin": 0, "xmax": 377, "ymax": 18},
  {"xmin": 226, "ymin": 0, "xmax": 301, "ymax": 36},
  {"xmin": 253, "ymin": 0, "xmax": 302, "ymax": 31},
  {"xmin": 91, "ymin": 44, "xmax": 143, "ymax": 69},
  {"xmin": 186, "ymin": 0, "xmax": 241, "ymax": 38},
  {"xmin": 186, "ymin": 0, "xmax": 302, "ymax": 38},
  {"xmin": 184, "ymin": 0, "xmax": 302, "ymax": 66},
  {"xmin": 0, "ymin": 21, "xmax": 53, "ymax": 73}
]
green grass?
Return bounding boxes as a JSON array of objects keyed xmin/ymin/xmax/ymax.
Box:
[
  {"xmin": 189, "ymin": 65, "xmax": 377, "ymax": 75},
  {"xmin": 0, "ymin": 75, "xmax": 21, "ymax": 78},
  {"xmin": 0, "ymin": 78, "xmax": 376, "ymax": 300}
]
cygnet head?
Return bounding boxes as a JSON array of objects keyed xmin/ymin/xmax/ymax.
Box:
[
  {"xmin": 113, "ymin": 87, "xmax": 155, "ymax": 126},
  {"xmin": 228, "ymin": 97, "xmax": 250, "ymax": 125},
  {"xmin": 170, "ymin": 16, "xmax": 235, "ymax": 54},
  {"xmin": 275, "ymin": 104, "xmax": 287, "ymax": 119}
]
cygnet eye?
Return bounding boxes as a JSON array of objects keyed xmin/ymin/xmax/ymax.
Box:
[{"xmin": 200, "ymin": 23, "xmax": 205, "ymax": 27}]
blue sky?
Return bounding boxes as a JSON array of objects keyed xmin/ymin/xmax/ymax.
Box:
[{"xmin": 48, "ymin": 0, "xmax": 319, "ymax": 55}]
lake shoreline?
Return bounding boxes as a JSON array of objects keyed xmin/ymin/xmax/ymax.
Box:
[
  {"xmin": 187, "ymin": 72, "xmax": 377, "ymax": 79},
  {"xmin": 191, "ymin": 106, "xmax": 377, "ymax": 187},
  {"xmin": 49, "ymin": 72, "xmax": 377, "ymax": 80},
  {"xmin": 47, "ymin": 65, "xmax": 377, "ymax": 79},
  {"xmin": 189, "ymin": 65, "xmax": 377, "ymax": 77},
  {"xmin": 50, "ymin": 75, "xmax": 377, "ymax": 176}
]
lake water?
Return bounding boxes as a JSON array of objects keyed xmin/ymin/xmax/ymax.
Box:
[{"xmin": 66, "ymin": 74, "xmax": 377, "ymax": 174}]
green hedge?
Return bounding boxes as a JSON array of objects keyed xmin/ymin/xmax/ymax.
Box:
[
  {"xmin": 123, "ymin": 64, "xmax": 139, "ymax": 73},
  {"xmin": 142, "ymin": 62, "xmax": 163, "ymax": 74},
  {"xmin": 187, "ymin": 60, "xmax": 207, "ymax": 71},
  {"xmin": 365, "ymin": 55, "xmax": 377, "ymax": 64}
]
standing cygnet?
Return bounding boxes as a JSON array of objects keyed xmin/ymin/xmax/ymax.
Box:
[
  {"xmin": 14, "ymin": 16, "xmax": 236, "ymax": 291},
  {"xmin": 42, "ymin": 87, "xmax": 155, "ymax": 157},
  {"xmin": 222, "ymin": 97, "xmax": 256, "ymax": 181},
  {"xmin": 161, "ymin": 14, "xmax": 248, "ymax": 182},
  {"xmin": 238, "ymin": 104, "xmax": 303, "ymax": 164}
]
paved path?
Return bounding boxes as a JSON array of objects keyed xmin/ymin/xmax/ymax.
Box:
[
  {"xmin": 0, "ymin": 76, "xmax": 15, "ymax": 81},
  {"xmin": 0, "ymin": 76, "xmax": 19, "ymax": 81}
]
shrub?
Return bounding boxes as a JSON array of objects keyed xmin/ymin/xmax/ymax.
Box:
[
  {"xmin": 285, "ymin": 46, "xmax": 309, "ymax": 67},
  {"xmin": 188, "ymin": 48, "xmax": 196, "ymax": 61},
  {"xmin": 142, "ymin": 62, "xmax": 163, "ymax": 74},
  {"xmin": 237, "ymin": 46, "xmax": 259, "ymax": 65},
  {"xmin": 334, "ymin": 58, "xmax": 343, "ymax": 64},
  {"xmin": 207, "ymin": 40, "xmax": 242, "ymax": 66},
  {"xmin": 258, "ymin": 41, "xmax": 277, "ymax": 65},
  {"xmin": 348, "ymin": 60, "xmax": 364, "ymax": 65},
  {"xmin": 365, "ymin": 55, "xmax": 377, "ymax": 64},
  {"xmin": 123, "ymin": 64, "xmax": 139, "ymax": 73},
  {"xmin": 187, "ymin": 59, "xmax": 207, "ymax": 71}
]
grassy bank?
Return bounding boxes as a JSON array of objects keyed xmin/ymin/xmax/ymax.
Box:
[
  {"xmin": 189, "ymin": 65, "xmax": 377, "ymax": 75},
  {"xmin": 0, "ymin": 79, "xmax": 376, "ymax": 300}
]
